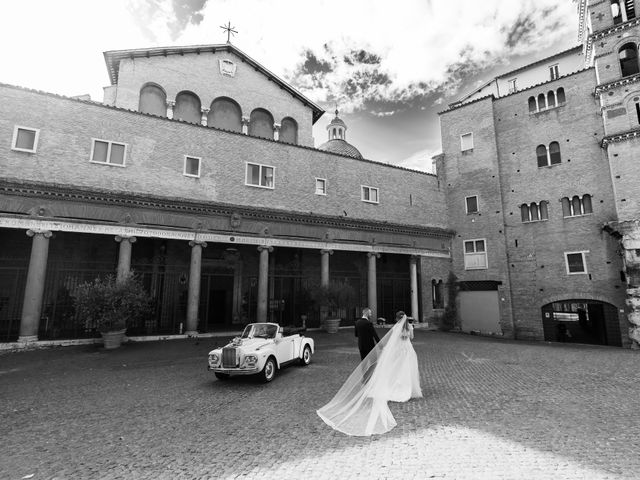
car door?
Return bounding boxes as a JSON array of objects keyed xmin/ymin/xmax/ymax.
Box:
[{"xmin": 275, "ymin": 331, "xmax": 295, "ymax": 364}]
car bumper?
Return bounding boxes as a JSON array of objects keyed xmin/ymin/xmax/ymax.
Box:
[{"xmin": 208, "ymin": 366, "xmax": 260, "ymax": 375}]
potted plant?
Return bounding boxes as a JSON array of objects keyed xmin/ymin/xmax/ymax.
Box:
[
  {"xmin": 311, "ymin": 280, "xmax": 356, "ymax": 333},
  {"xmin": 295, "ymin": 285, "xmax": 315, "ymax": 328},
  {"xmin": 74, "ymin": 272, "xmax": 153, "ymax": 349}
]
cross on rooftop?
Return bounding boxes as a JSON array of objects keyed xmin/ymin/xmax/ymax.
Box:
[{"xmin": 220, "ymin": 21, "xmax": 237, "ymax": 43}]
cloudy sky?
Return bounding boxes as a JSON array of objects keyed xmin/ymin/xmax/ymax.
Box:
[{"xmin": 0, "ymin": 0, "xmax": 579, "ymax": 171}]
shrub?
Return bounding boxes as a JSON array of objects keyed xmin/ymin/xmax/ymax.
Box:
[{"xmin": 74, "ymin": 273, "xmax": 153, "ymax": 333}]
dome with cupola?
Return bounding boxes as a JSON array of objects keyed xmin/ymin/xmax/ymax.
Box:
[{"xmin": 318, "ymin": 110, "xmax": 363, "ymax": 159}]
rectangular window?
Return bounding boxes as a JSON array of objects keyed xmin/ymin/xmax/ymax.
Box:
[
  {"xmin": 11, "ymin": 126, "xmax": 40, "ymax": 153},
  {"xmin": 463, "ymin": 239, "xmax": 488, "ymax": 270},
  {"xmin": 549, "ymin": 64, "xmax": 560, "ymax": 80},
  {"xmin": 90, "ymin": 139, "xmax": 126, "ymax": 166},
  {"xmin": 465, "ymin": 195, "xmax": 478, "ymax": 214},
  {"xmin": 460, "ymin": 132, "xmax": 473, "ymax": 152},
  {"xmin": 508, "ymin": 78, "xmax": 517, "ymax": 93},
  {"xmin": 183, "ymin": 155, "xmax": 201, "ymax": 177},
  {"xmin": 361, "ymin": 185, "xmax": 379, "ymax": 203},
  {"xmin": 565, "ymin": 251, "xmax": 588, "ymax": 274},
  {"xmin": 315, "ymin": 178, "xmax": 327, "ymax": 195},
  {"xmin": 245, "ymin": 163, "xmax": 274, "ymax": 189}
]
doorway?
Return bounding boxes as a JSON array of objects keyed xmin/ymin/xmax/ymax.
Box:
[{"xmin": 541, "ymin": 300, "xmax": 620, "ymax": 346}]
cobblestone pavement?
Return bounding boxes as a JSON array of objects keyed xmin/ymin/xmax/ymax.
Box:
[{"xmin": 2, "ymin": 328, "xmax": 640, "ymax": 480}]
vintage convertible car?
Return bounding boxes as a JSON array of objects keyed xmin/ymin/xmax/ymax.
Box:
[{"xmin": 207, "ymin": 322, "xmax": 314, "ymax": 382}]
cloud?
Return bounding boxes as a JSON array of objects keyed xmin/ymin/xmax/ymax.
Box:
[
  {"xmin": 395, "ymin": 148, "xmax": 440, "ymax": 173},
  {"xmin": 128, "ymin": 0, "xmax": 209, "ymax": 42}
]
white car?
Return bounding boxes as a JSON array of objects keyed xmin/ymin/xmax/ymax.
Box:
[{"xmin": 207, "ymin": 322, "xmax": 315, "ymax": 382}]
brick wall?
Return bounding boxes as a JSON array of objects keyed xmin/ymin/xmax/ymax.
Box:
[
  {"xmin": 0, "ymin": 84, "xmax": 448, "ymax": 230},
  {"xmin": 113, "ymin": 50, "xmax": 315, "ymax": 146}
]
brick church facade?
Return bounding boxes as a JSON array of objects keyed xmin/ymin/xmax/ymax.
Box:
[{"xmin": 1, "ymin": 1, "xmax": 639, "ymax": 348}]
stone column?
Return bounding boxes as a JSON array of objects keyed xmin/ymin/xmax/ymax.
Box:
[
  {"xmin": 185, "ymin": 240, "xmax": 207, "ymax": 336},
  {"xmin": 320, "ymin": 249, "xmax": 333, "ymax": 287},
  {"xmin": 201, "ymin": 108, "xmax": 210, "ymax": 126},
  {"xmin": 18, "ymin": 229, "xmax": 52, "ymax": 342},
  {"xmin": 115, "ymin": 236, "xmax": 136, "ymax": 284},
  {"xmin": 367, "ymin": 252, "xmax": 380, "ymax": 321},
  {"xmin": 273, "ymin": 122, "xmax": 281, "ymax": 141},
  {"xmin": 166, "ymin": 100, "xmax": 175, "ymax": 120},
  {"xmin": 257, "ymin": 246, "xmax": 273, "ymax": 322},
  {"xmin": 410, "ymin": 255, "xmax": 419, "ymax": 322},
  {"xmin": 242, "ymin": 116, "xmax": 250, "ymax": 135}
]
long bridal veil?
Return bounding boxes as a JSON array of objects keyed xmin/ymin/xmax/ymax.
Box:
[{"xmin": 317, "ymin": 316, "xmax": 417, "ymax": 436}]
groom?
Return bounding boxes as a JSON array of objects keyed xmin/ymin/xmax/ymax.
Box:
[{"xmin": 355, "ymin": 307, "xmax": 380, "ymax": 360}]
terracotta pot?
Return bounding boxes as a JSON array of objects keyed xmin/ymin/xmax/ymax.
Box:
[
  {"xmin": 101, "ymin": 328, "xmax": 127, "ymax": 349},
  {"xmin": 324, "ymin": 318, "xmax": 341, "ymax": 333}
]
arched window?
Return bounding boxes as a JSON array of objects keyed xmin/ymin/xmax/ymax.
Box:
[
  {"xmin": 248, "ymin": 108, "xmax": 274, "ymax": 139},
  {"xmin": 619, "ymin": 43, "xmax": 639, "ymax": 77},
  {"xmin": 561, "ymin": 197, "xmax": 572, "ymax": 217},
  {"xmin": 556, "ymin": 87, "xmax": 566, "ymax": 104},
  {"xmin": 530, "ymin": 202, "xmax": 540, "ymax": 221},
  {"xmin": 279, "ymin": 117, "xmax": 298, "ymax": 144},
  {"xmin": 582, "ymin": 194, "xmax": 593, "ymax": 214},
  {"xmin": 537, "ymin": 145, "xmax": 548, "ymax": 167},
  {"xmin": 207, "ymin": 97, "xmax": 242, "ymax": 132},
  {"xmin": 173, "ymin": 91, "xmax": 201, "ymax": 124},
  {"xmin": 572, "ymin": 195, "xmax": 582, "ymax": 215},
  {"xmin": 138, "ymin": 83, "xmax": 167, "ymax": 117},
  {"xmin": 333, "ymin": 128, "xmax": 337, "ymax": 139},
  {"xmin": 538, "ymin": 93, "xmax": 547, "ymax": 110},
  {"xmin": 549, "ymin": 141, "xmax": 561, "ymax": 164},
  {"xmin": 547, "ymin": 91, "xmax": 556, "ymax": 108},
  {"xmin": 521, "ymin": 204, "xmax": 530, "ymax": 222},
  {"xmin": 540, "ymin": 200, "xmax": 549, "ymax": 220},
  {"xmin": 528, "ymin": 96, "xmax": 537, "ymax": 113},
  {"xmin": 612, "ymin": 0, "xmax": 622, "ymax": 23},
  {"xmin": 432, "ymin": 279, "xmax": 444, "ymax": 309}
]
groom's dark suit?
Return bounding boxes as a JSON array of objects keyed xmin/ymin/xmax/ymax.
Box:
[{"xmin": 355, "ymin": 317, "xmax": 380, "ymax": 360}]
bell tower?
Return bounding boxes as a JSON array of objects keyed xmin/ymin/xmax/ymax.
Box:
[{"xmin": 579, "ymin": 0, "xmax": 640, "ymax": 347}]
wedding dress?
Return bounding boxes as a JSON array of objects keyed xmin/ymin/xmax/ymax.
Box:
[{"xmin": 317, "ymin": 316, "xmax": 422, "ymax": 436}]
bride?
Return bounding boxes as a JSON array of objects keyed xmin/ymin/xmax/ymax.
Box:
[{"xmin": 317, "ymin": 311, "xmax": 422, "ymax": 436}]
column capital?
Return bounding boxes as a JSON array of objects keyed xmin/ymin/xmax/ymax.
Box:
[
  {"xmin": 189, "ymin": 240, "xmax": 208, "ymax": 248},
  {"xmin": 409, "ymin": 254, "xmax": 419, "ymax": 263},
  {"xmin": 242, "ymin": 116, "xmax": 250, "ymax": 125},
  {"xmin": 320, "ymin": 249, "xmax": 334, "ymax": 255},
  {"xmin": 367, "ymin": 251, "xmax": 380, "ymax": 259},
  {"xmin": 115, "ymin": 235, "xmax": 137, "ymax": 243},
  {"xmin": 26, "ymin": 229, "xmax": 52, "ymax": 238},
  {"xmin": 273, "ymin": 122, "xmax": 281, "ymax": 132},
  {"xmin": 166, "ymin": 100, "xmax": 176, "ymax": 107},
  {"xmin": 201, "ymin": 107, "xmax": 210, "ymax": 114},
  {"xmin": 257, "ymin": 245, "xmax": 274, "ymax": 253}
]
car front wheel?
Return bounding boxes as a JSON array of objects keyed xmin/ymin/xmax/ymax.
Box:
[
  {"xmin": 300, "ymin": 345, "xmax": 312, "ymax": 366},
  {"xmin": 215, "ymin": 372, "xmax": 230, "ymax": 381},
  {"xmin": 261, "ymin": 357, "xmax": 276, "ymax": 383}
]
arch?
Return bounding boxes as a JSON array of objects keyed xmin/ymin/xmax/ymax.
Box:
[
  {"xmin": 549, "ymin": 141, "xmax": 561, "ymax": 164},
  {"xmin": 520, "ymin": 204, "xmax": 530, "ymax": 222},
  {"xmin": 138, "ymin": 83, "xmax": 167, "ymax": 117},
  {"xmin": 279, "ymin": 117, "xmax": 298, "ymax": 144},
  {"xmin": 547, "ymin": 91, "xmax": 556, "ymax": 108},
  {"xmin": 582, "ymin": 194, "xmax": 593, "ymax": 214},
  {"xmin": 537, "ymin": 93, "xmax": 547, "ymax": 110},
  {"xmin": 539, "ymin": 200, "xmax": 549, "ymax": 220},
  {"xmin": 571, "ymin": 195, "xmax": 582, "ymax": 215},
  {"xmin": 249, "ymin": 108, "xmax": 275, "ymax": 139},
  {"xmin": 536, "ymin": 145, "xmax": 548, "ymax": 167},
  {"xmin": 530, "ymin": 202, "xmax": 540, "ymax": 221},
  {"xmin": 619, "ymin": 42, "xmax": 639, "ymax": 77},
  {"xmin": 556, "ymin": 87, "xmax": 566, "ymax": 104},
  {"xmin": 624, "ymin": 94, "xmax": 640, "ymax": 127},
  {"xmin": 528, "ymin": 96, "xmax": 537, "ymax": 112},
  {"xmin": 561, "ymin": 197, "xmax": 571, "ymax": 217},
  {"xmin": 611, "ymin": 0, "xmax": 622, "ymax": 24},
  {"xmin": 173, "ymin": 91, "xmax": 202, "ymax": 124},
  {"xmin": 207, "ymin": 97, "xmax": 242, "ymax": 132}
]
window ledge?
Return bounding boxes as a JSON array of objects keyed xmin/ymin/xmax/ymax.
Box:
[
  {"xmin": 245, "ymin": 183, "xmax": 274, "ymax": 190},
  {"xmin": 522, "ymin": 219, "xmax": 549, "ymax": 224},
  {"xmin": 530, "ymin": 102, "xmax": 566, "ymax": 115},
  {"xmin": 11, "ymin": 147, "xmax": 37, "ymax": 154},
  {"xmin": 537, "ymin": 163, "xmax": 562, "ymax": 169},
  {"xmin": 562, "ymin": 213, "xmax": 593, "ymax": 219},
  {"xmin": 89, "ymin": 160, "xmax": 126, "ymax": 168}
]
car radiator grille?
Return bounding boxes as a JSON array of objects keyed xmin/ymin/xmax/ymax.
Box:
[{"xmin": 222, "ymin": 347, "xmax": 237, "ymax": 368}]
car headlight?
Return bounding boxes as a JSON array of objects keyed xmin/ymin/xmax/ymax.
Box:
[
  {"xmin": 209, "ymin": 354, "xmax": 219, "ymax": 363},
  {"xmin": 243, "ymin": 355, "xmax": 258, "ymax": 366}
]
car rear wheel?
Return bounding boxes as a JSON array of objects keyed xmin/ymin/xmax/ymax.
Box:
[
  {"xmin": 300, "ymin": 345, "xmax": 312, "ymax": 366},
  {"xmin": 215, "ymin": 372, "xmax": 230, "ymax": 381},
  {"xmin": 261, "ymin": 357, "xmax": 276, "ymax": 383}
]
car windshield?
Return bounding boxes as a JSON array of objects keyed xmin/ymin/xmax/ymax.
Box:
[{"xmin": 240, "ymin": 324, "xmax": 277, "ymax": 339}]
